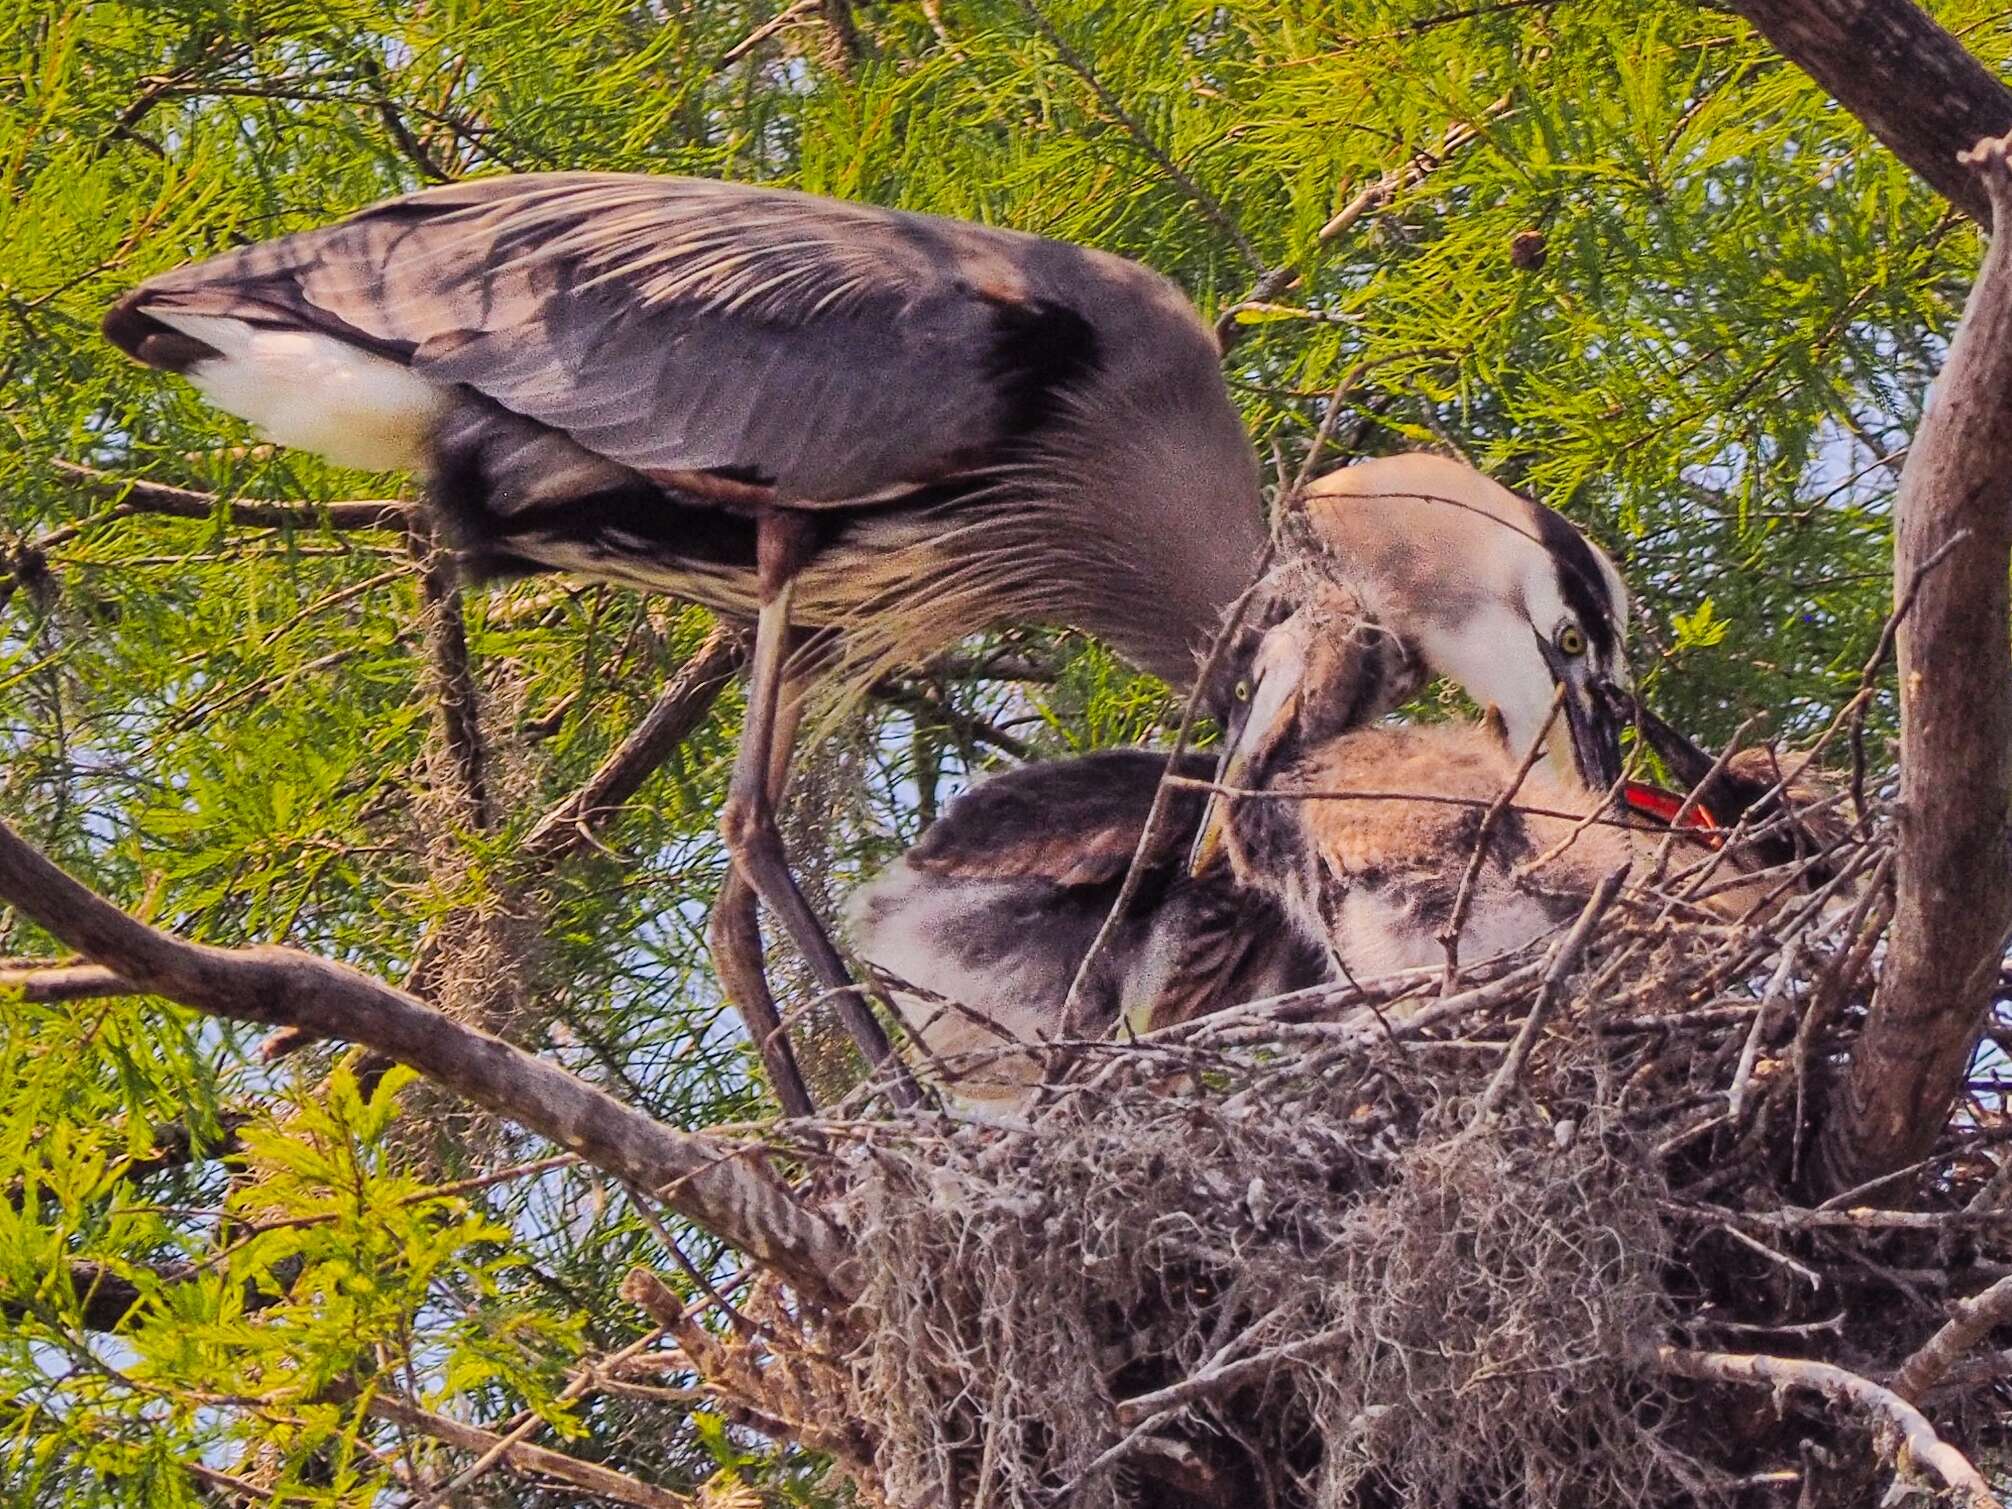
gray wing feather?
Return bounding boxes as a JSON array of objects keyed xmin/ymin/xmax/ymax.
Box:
[{"xmin": 114, "ymin": 173, "xmax": 1201, "ymax": 505}]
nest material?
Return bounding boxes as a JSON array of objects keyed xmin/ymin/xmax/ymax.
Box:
[
  {"xmin": 665, "ymin": 820, "xmax": 2011, "ymax": 1508},
  {"xmin": 835, "ymin": 1065, "xmax": 1689, "ymax": 1509}
]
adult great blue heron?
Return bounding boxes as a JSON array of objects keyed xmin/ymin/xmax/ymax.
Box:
[
  {"xmin": 101, "ymin": 172, "xmax": 1266, "ymax": 1111},
  {"xmin": 850, "ymin": 455, "xmax": 1636, "ymax": 1103}
]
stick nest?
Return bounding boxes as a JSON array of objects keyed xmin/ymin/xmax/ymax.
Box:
[{"xmin": 680, "ymin": 822, "xmax": 2012, "ymax": 1507}]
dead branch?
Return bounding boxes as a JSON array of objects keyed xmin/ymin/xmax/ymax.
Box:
[
  {"xmin": 1889, "ymin": 1272, "xmax": 2012, "ymax": 1402},
  {"xmin": 1652, "ymin": 1345, "xmax": 2002, "ymax": 1508},
  {"xmin": 1471, "ymin": 864, "xmax": 1628, "ymax": 1120},
  {"xmin": 1440, "ymin": 687, "xmax": 1565, "ymax": 991},
  {"xmin": 1723, "ymin": 0, "xmax": 2012, "ymax": 225},
  {"xmin": 1818, "ymin": 131, "xmax": 2012, "ymax": 1192},
  {"xmin": 522, "ymin": 627, "xmax": 742, "ymax": 864},
  {"xmin": 51, "ymin": 459, "xmax": 409, "ymax": 531},
  {"xmin": 368, "ymin": 1393, "xmax": 693, "ymax": 1509},
  {"xmin": 0, "ymin": 817, "xmax": 851, "ymax": 1298},
  {"xmin": 721, "ymin": 0, "xmax": 819, "ymax": 64}
]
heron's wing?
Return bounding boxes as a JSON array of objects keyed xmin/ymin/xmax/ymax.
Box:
[
  {"xmin": 106, "ymin": 172, "xmax": 1208, "ymax": 505},
  {"xmin": 905, "ymin": 748, "xmax": 1216, "ymax": 891}
]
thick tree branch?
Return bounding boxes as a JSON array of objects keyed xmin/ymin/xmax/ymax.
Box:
[
  {"xmin": 1653, "ymin": 1345, "xmax": 2001, "ymax": 1508},
  {"xmin": 52, "ymin": 460, "xmax": 410, "ymax": 531},
  {"xmin": 1723, "ymin": 0, "xmax": 2012, "ymax": 225},
  {"xmin": 522, "ymin": 628, "xmax": 742, "ymax": 864},
  {"xmin": 0, "ymin": 960, "xmax": 132, "ymax": 1001},
  {"xmin": 1818, "ymin": 133, "xmax": 2012, "ymax": 1192},
  {"xmin": 0, "ymin": 818, "xmax": 851, "ymax": 1298}
]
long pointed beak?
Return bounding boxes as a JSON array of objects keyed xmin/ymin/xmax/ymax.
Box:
[
  {"xmin": 1562, "ymin": 678, "xmax": 1626, "ymax": 791},
  {"xmin": 1189, "ymin": 749, "xmax": 1239, "ymax": 876},
  {"xmin": 1188, "ymin": 648, "xmax": 1301, "ymax": 877},
  {"xmin": 1621, "ymin": 691, "xmax": 1719, "ymax": 789}
]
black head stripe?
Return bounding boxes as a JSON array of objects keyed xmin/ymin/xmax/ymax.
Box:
[{"xmin": 1524, "ymin": 498, "xmax": 1619, "ymax": 663}]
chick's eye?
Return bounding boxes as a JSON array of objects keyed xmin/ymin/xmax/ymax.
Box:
[
  {"xmin": 1556, "ymin": 625, "xmax": 1587, "ymax": 657},
  {"xmin": 1234, "ymin": 679, "xmax": 1252, "ymax": 703}
]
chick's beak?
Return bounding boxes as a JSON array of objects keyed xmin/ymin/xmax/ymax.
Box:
[
  {"xmin": 1189, "ymin": 750, "xmax": 1239, "ymax": 877},
  {"xmin": 1189, "ymin": 650, "xmax": 1300, "ymax": 877}
]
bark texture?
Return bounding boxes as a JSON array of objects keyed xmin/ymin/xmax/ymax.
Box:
[{"xmin": 1818, "ymin": 132, "xmax": 2012, "ymax": 1190}]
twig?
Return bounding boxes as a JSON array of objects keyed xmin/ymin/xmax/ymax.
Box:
[
  {"xmin": 1470, "ymin": 865, "xmax": 1628, "ymax": 1121},
  {"xmin": 721, "ymin": 0, "xmax": 819, "ymax": 64},
  {"xmin": 1440, "ymin": 686, "xmax": 1566, "ymax": 993},
  {"xmin": 1727, "ymin": 941, "xmax": 1800, "ymax": 1120},
  {"xmin": 1056, "ymin": 545, "xmax": 1276, "ymax": 1036},
  {"xmin": 1010, "ymin": 0, "xmax": 1261, "ymax": 270},
  {"xmin": 1651, "ymin": 1345, "xmax": 2001, "ymax": 1508},
  {"xmin": 1216, "ymin": 95, "xmax": 1513, "ymax": 350}
]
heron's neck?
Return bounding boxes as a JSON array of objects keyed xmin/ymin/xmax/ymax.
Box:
[
  {"xmin": 1060, "ymin": 447, "xmax": 1268, "ymax": 693},
  {"xmin": 1076, "ymin": 528, "xmax": 1264, "ymax": 690}
]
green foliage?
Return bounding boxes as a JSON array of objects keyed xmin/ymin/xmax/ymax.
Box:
[{"xmin": 2, "ymin": 0, "xmax": 2004, "ymax": 1501}]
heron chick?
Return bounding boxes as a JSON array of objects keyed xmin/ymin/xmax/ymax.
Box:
[
  {"xmin": 1200, "ymin": 650, "xmax": 1841, "ymax": 985},
  {"xmin": 852, "ymin": 454, "xmax": 1637, "ymax": 1103}
]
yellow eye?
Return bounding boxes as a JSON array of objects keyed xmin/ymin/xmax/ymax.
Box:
[
  {"xmin": 1556, "ymin": 625, "xmax": 1586, "ymax": 657},
  {"xmin": 1234, "ymin": 679, "xmax": 1252, "ymax": 702}
]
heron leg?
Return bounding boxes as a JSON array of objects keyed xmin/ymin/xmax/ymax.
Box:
[
  {"xmin": 709, "ymin": 683, "xmax": 815, "ymax": 1116},
  {"xmin": 719, "ymin": 510, "xmax": 911, "ymax": 1102}
]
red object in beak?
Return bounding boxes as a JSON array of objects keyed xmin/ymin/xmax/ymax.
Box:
[{"xmin": 1620, "ymin": 781, "xmax": 1723, "ymax": 845}]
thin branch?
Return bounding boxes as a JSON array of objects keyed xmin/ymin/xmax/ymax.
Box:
[
  {"xmin": 1652, "ymin": 1345, "xmax": 2001, "ymax": 1508},
  {"xmin": 407, "ymin": 1326, "xmax": 668, "ymax": 1509},
  {"xmin": 0, "ymin": 817, "xmax": 851, "ymax": 1298},
  {"xmin": 1009, "ymin": 0, "xmax": 1261, "ymax": 271},
  {"xmin": 52, "ymin": 460, "xmax": 409, "ymax": 531},
  {"xmin": 721, "ymin": 0, "xmax": 819, "ymax": 64},
  {"xmin": 1216, "ymin": 95, "xmax": 1513, "ymax": 351},
  {"xmin": 369, "ymin": 1393, "xmax": 693, "ymax": 1509},
  {"xmin": 522, "ymin": 628, "xmax": 742, "ymax": 865},
  {"xmin": 1889, "ymin": 1273, "xmax": 2012, "ymax": 1402},
  {"xmin": 1439, "ymin": 686, "xmax": 1565, "ymax": 992}
]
